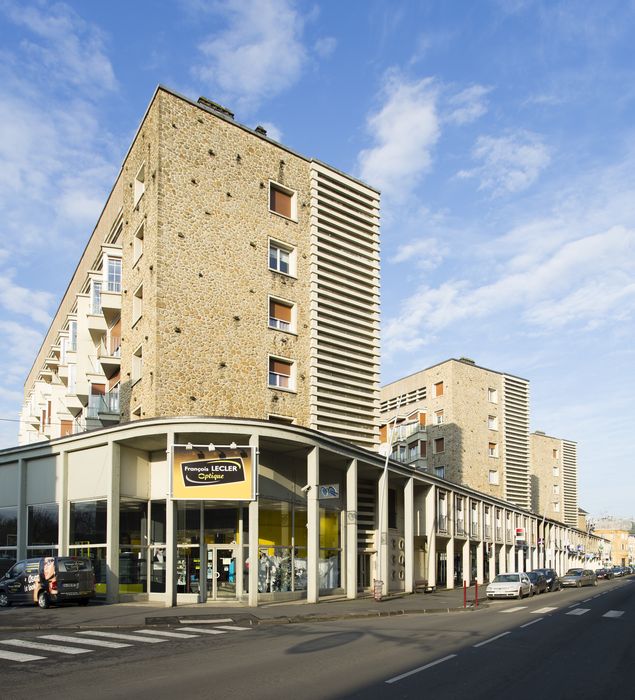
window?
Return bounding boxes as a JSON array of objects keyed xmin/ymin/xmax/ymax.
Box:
[
  {"xmin": 91, "ymin": 281, "xmax": 102, "ymax": 315},
  {"xmin": 553, "ymin": 484, "xmax": 560, "ymax": 495},
  {"xmin": 435, "ymin": 409, "xmax": 444, "ymax": 425},
  {"xmin": 488, "ymin": 470, "xmax": 499, "ymax": 485},
  {"xmin": 488, "ymin": 415, "xmax": 498, "ymax": 430},
  {"xmin": 132, "ymin": 284, "xmax": 143, "ymax": 325},
  {"xmin": 268, "ymin": 356, "xmax": 294, "ymax": 390},
  {"xmin": 488, "ymin": 388, "xmax": 498, "ymax": 403},
  {"xmin": 134, "ymin": 163, "xmax": 145, "ymax": 206},
  {"xmin": 132, "ymin": 345, "xmax": 143, "ymax": 384},
  {"xmin": 553, "ymin": 502, "xmax": 560, "ymax": 513},
  {"xmin": 419, "ymin": 440, "xmax": 427, "ymax": 458},
  {"xmin": 269, "ymin": 182, "xmax": 297, "ymax": 220},
  {"xmin": 434, "ymin": 437, "xmax": 445, "ymax": 454},
  {"xmin": 107, "ymin": 258, "xmax": 122, "ymax": 292},
  {"xmin": 408, "ymin": 443, "xmax": 418, "ymax": 461},
  {"xmin": 552, "ymin": 448, "xmax": 558, "ymax": 459},
  {"xmin": 488, "ymin": 442, "xmax": 498, "ymax": 457},
  {"xmin": 269, "ymin": 297, "xmax": 295, "ymax": 332},
  {"xmin": 553, "ymin": 466, "xmax": 559, "ymax": 477},
  {"xmin": 68, "ymin": 321, "xmax": 77, "ymax": 352},
  {"xmin": 133, "ymin": 222, "xmax": 144, "ymax": 262},
  {"xmin": 268, "ymin": 240, "xmax": 295, "ymax": 276},
  {"xmin": 434, "ymin": 381, "xmax": 444, "ymax": 397},
  {"xmin": 67, "ymin": 363, "xmax": 76, "ymax": 394},
  {"xmin": 434, "ymin": 466, "xmax": 445, "ymax": 479}
]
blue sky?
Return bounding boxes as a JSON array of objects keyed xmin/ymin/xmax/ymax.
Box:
[{"xmin": 0, "ymin": 0, "xmax": 633, "ymax": 518}]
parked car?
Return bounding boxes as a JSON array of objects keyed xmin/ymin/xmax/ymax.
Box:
[
  {"xmin": 0, "ymin": 557, "xmax": 15, "ymax": 578},
  {"xmin": 623, "ymin": 566, "xmax": 633, "ymax": 575},
  {"xmin": 0, "ymin": 556, "xmax": 95, "ymax": 608},
  {"xmin": 527, "ymin": 571, "xmax": 548, "ymax": 595},
  {"xmin": 595, "ymin": 568, "xmax": 610, "ymax": 580},
  {"xmin": 560, "ymin": 568, "xmax": 597, "ymax": 588},
  {"xmin": 532, "ymin": 568, "xmax": 561, "ymax": 591},
  {"xmin": 486, "ymin": 572, "xmax": 532, "ymax": 600},
  {"xmin": 610, "ymin": 566, "xmax": 623, "ymax": 578}
]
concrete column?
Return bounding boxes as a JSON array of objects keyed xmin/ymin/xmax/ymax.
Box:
[
  {"xmin": 345, "ymin": 458, "xmax": 357, "ymax": 600},
  {"xmin": 248, "ymin": 434, "xmax": 259, "ymax": 607},
  {"xmin": 17, "ymin": 458, "xmax": 27, "ymax": 560},
  {"xmin": 517, "ymin": 546, "xmax": 524, "ymax": 572},
  {"xmin": 236, "ymin": 506, "xmax": 244, "ymax": 602},
  {"xmin": 106, "ymin": 440, "xmax": 120, "ymax": 604},
  {"xmin": 425, "ymin": 486, "xmax": 436, "ymax": 589},
  {"xmin": 489, "ymin": 544, "xmax": 497, "ymax": 581},
  {"xmin": 476, "ymin": 541, "xmax": 484, "ymax": 584},
  {"xmin": 404, "ymin": 477, "xmax": 414, "ymax": 594},
  {"xmin": 446, "ymin": 538, "xmax": 455, "ymax": 589},
  {"xmin": 508, "ymin": 545, "xmax": 515, "ymax": 572},
  {"xmin": 498, "ymin": 544, "xmax": 506, "ymax": 574},
  {"xmin": 462, "ymin": 539, "xmax": 470, "ymax": 585},
  {"xmin": 58, "ymin": 450, "xmax": 69, "ymax": 556},
  {"xmin": 165, "ymin": 431, "xmax": 177, "ymax": 607},
  {"xmin": 377, "ymin": 465, "xmax": 389, "ymax": 596},
  {"xmin": 307, "ymin": 446, "xmax": 320, "ymax": 603}
]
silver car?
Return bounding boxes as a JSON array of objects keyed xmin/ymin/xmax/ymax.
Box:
[
  {"xmin": 486, "ymin": 572, "xmax": 532, "ymax": 599},
  {"xmin": 560, "ymin": 568, "xmax": 597, "ymax": 588}
]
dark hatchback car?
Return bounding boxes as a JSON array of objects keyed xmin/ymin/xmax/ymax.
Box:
[
  {"xmin": 0, "ymin": 556, "xmax": 95, "ymax": 608},
  {"xmin": 531, "ymin": 568, "xmax": 561, "ymax": 591},
  {"xmin": 527, "ymin": 571, "xmax": 548, "ymax": 595}
]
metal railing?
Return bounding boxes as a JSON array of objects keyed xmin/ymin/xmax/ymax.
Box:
[{"xmin": 86, "ymin": 390, "xmax": 119, "ymax": 419}]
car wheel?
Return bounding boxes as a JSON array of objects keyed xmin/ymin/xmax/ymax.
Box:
[
  {"xmin": 593, "ymin": 579, "xmax": 598, "ymax": 587},
  {"xmin": 576, "ymin": 581, "xmax": 581, "ymax": 588},
  {"xmin": 37, "ymin": 591, "xmax": 50, "ymax": 609},
  {"xmin": 0, "ymin": 591, "xmax": 10, "ymax": 608},
  {"xmin": 517, "ymin": 589, "xmax": 523, "ymax": 600}
]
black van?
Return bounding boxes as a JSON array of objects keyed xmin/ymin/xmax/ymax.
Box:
[{"xmin": 0, "ymin": 556, "xmax": 95, "ymax": 608}]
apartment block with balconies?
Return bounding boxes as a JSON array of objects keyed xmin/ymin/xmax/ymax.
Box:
[{"xmin": 19, "ymin": 86, "xmax": 380, "ymax": 449}]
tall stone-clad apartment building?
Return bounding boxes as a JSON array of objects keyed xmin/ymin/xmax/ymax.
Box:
[
  {"xmin": 1, "ymin": 89, "xmax": 600, "ymax": 609},
  {"xmin": 19, "ymin": 87, "xmax": 380, "ymax": 450},
  {"xmin": 380, "ymin": 358, "xmax": 532, "ymax": 509}
]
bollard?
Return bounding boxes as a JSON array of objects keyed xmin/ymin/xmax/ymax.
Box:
[
  {"xmin": 463, "ymin": 580, "xmax": 467, "ymax": 608},
  {"xmin": 475, "ymin": 580, "xmax": 478, "ymax": 607}
]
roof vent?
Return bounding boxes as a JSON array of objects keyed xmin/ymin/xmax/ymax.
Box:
[
  {"xmin": 535, "ymin": 430, "xmax": 546, "ymax": 435},
  {"xmin": 459, "ymin": 357, "xmax": 475, "ymax": 365},
  {"xmin": 255, "ymin": 125, "xmax": 267, "ymax": 136},
  {"xmin": 197, "ymin": 97, "xmax": 234, "ymax": 120}
]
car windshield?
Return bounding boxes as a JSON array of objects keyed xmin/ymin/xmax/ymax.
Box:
[
  {"xmin": 494, "ymin": 574, "xmax": 519, "ymax": 582},
  {"xmin": 527, "ymin": 573, "xmax": 538, "ymax": 581},
  {"xmin": 566, "ymin": 569, "xmax": 583, "ymax": 575}
]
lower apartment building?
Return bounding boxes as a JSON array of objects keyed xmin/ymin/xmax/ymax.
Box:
[{"xmin": 0, "ymin": 417, "xmax": 606, "ymax": 606}]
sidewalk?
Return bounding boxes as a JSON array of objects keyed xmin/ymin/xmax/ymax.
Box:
[{"xmin": 0, "ymin": 584, "xmax": 488, "ymax": 632}]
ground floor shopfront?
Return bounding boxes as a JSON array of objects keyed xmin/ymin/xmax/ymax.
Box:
[{"xmin": 0, "ymin": 418, "xmax": 606, "ymax": 607}]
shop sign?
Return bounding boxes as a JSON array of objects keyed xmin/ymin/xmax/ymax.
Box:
[
  {"xmin": 515, "ymin": 527, "xmax": 525, "ymax": 542},
  {"xmin": 318, "ymin": 484, "xmax": 340, "ymax": 499},
  {"xmin": 171, "ymin": 444, "xmax": 255, "ymax": 500}
]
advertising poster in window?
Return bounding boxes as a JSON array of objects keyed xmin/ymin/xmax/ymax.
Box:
[{"xmin": 171, "ymin": 445, "xmax": 255, "ymax": 501}]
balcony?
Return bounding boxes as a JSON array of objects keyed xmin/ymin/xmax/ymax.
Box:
[
  {"xmin": 98, "ymin": 336, "xmax": 121, "ymax": 377},
  {"xmin": 64, "ymin": 393, "xmax": 84, "ymax": 416},
  {"xmin": 87, "ymin": 312, "xmax": 107, "ymax": 338},
  {"xmin": 390, "ymin": 421, "xmax": 425, "ymax": 442},
  {"xmin": 100, "ymin": 289, "xmax": 121, "ymax": 326},
  {"xmin": 86, "ymin": 390, "xmax": 119, "ymax": 423}
]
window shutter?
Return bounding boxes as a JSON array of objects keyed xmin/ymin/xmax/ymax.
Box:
[
  {"xmin": 270, "ymin": 300, "xmax": 292, "ymax": 322},
  {"xmin": 271, "ymin": 359, "xmax": 291, "ymax": 376},
  {"xmin": 270, "ymin": 188, "xmax": 292, "ymax": 218}
]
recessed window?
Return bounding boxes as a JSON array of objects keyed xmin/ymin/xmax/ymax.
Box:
[
  {"xmin": 268, "ymin": 356, "xmax": 295, "ymax": 391},
  {"xmin": 435, "ymin": 409, "xmax": 444, "ymax": 425},
  {"xmin": 132, "ymin": 284, "xmax": 143, "ymax": 325},
  {"xmin": 488, "ymin": 415, "xmax": 498, "ymax": 430},
  {"xmin": 268, "ymin": 239, "xmax": 295, "ymax": 276},
  {"xmin": 107, "ymin": 257, "xmax": 122, "ymax": 293},
  {"xmin": 68, "ymin": 320, "xmax": 77, "ymax": 352},
  {"xmin": 134, "ymin": 163, "xmax": 145, "ymax": 206},
  {"xmin": 553, "ymin": 502, "xmax": 560, "ymax": 513},
  {"xmin": 553, "ymin": 484, "xmax": 560, "ymax": 495},
  {"xmin": 553, "ymin": 466, "xmax": 559, "ymax": 477},
  {"xmin": 419, "ymin": 440, "xmax": 427, "ymax": 458},
  {"xmin": 434, "ymin": 437, "xmax": 445, "ymax": 454},
  {"xmin": 488, "ymin": 442, "xmax": 498, "ymax": 457},
  {"xmin": 434, "ymin": 381, "xmax": 444, "ymax": 397},
  {"xmin": 489, "ymin": 470, "xmax": 499, "ymax": 485},
  {"xmin": 269, "ymin": 181, "xmax": 297, "ymax": 220},
  {"xmin": 488, "ymin": 388, "xmax": 498, "ymax": 403},
  {"xmin": 434, "ymin": 466, "xmax": 445, "ymax": 479},
  {"xmin": 552, "ymin": 448, "xmax": 558, "ymax": 459},
  {"xmin": 132, "ymin": 345, "xmax": 143, "ymax": 384},
  {"xmin": 91, "ymin": 280, "xmax": 102, "ymax": 315},
  {"xmin": 268, "ymin": 297, "xmax": 295, "ymax": 332},
  {"xmin": 133, "ymin": 222, "xmax": 144, "ymax": 262}
]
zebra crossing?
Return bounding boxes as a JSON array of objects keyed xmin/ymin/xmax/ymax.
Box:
[
  {"xmin": 498, "ymin": 604, "xmax": 627, "ymax": 619},
  {"xmin": 0, "ymin": 622, "xmax": 252, "ymax": 664}
]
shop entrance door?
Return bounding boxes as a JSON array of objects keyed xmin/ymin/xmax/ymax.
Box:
[{"xmin": 206, "ymin": 546, "xmax": 237, "ymax": 600}]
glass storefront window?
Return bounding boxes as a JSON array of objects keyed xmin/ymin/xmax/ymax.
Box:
[
  {"xmin": 68, "ymin": 544, "xmax": 107, "ymax": 596},
  {"xmin": 150, "ymin": 545, "xmax": 166, "ymax": 593},
  {"xmin": 28, "ymin": 504, "xmax": 58, "ymax": 547},
  {"xmin": 119, "ymin": 546, "xmax": 147, "ymax": 593},
  {"xmin": 120, "ymin": 500, "xmax": 147, "ymax": 547},
  {"xmin": 177, "ymin": 501, "xmax": 201, "ymax": 544},
  {"xmin": 151, "ymin": 500, "xmax": 166, "ymax": 544},
  {"xmin": 70, "ymin": 500, "xmax": 107, "ymax": 544},
  {"xmin": 0, "ymin": 507, "xmax": 17, "ymax": 548},
  {"xmin": 319, "ymin": 549, "xmax": 340, "ymax": 589},
  {"xmin": 177, "ymin": 546, "xmax": 200, "ymax": 594}
]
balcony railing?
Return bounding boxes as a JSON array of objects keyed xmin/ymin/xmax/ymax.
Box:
[
  {"xmin": 496, "ymin": 526, "xmax": 503, "ymax": 540},
  {"xmin": 484, "ymin": 525, "xmax": 492, "ymax": 540},
  {"xmin": 86, "ymin": 390, "xmax": 119, "ymax": 419},
  {"xmin": 437, "ymin": 515, "xmax": 448, "ymax": 533},
  {"xmin": 99, "ymin": 336, "xmax": 121, "ymax": 358},
  {"xmin": 470, "ymin": 523, "xmax": 479, "ymax": 538},
  {"xmin": 455, "ymin": 519, "xmax": 465, "ymax": 536},
  {"xmin": 390, "ymin": 421, "xmax": 423, "ymax": 442}
]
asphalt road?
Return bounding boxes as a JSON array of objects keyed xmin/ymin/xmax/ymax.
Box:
[{"xmin": 1, "ymin": 578, "xmax": 633, "ymax": 699}]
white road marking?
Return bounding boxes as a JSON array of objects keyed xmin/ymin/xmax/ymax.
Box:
[
  {"xmin": 135, "ymin": 629, "xmax": 198, "ymax": 639},
  {"xmin": 568, "ymin": 603, "xmax": 579, "ymax": 608},
  {"xmin": 385, "ymin": 654, "xmax": 457, "ymax": 684},
  {"xmin": 213, "ymin": 625, "xmax": 251, "ymax": 631},
  {"xmin": 500, "ymin": 606, "xmax": 527, "ymax": 613},
  {"xmin": 603, "ymin": 610, "xmax": 625, "ymax": 618},
  {"xmin": 473, "ymin": 632, "xmax": 511, "ymax": 648},
  {"xmin": 520, "ymin": 618, "xmax": 543, "ymax": 628},
  {"xmin": 77, "ymin": 631, "xmax": 167, "ymax": 644},
  {"xmin": 178, "ymin": 618, "xmax": 234, "ymax": 624},
  {"xmin": 179, "ymin": 627, "xmax": 227, "ymax": 635},
  {"xmin": 40, "ymin": 635, "xmax": 131, "ymax": 649},
  {"xmin": 1, "ymin": 639, "xmax": 91, "ymax": 655},
  {"xmin": 532, "ymin": 607, "xmax": 557, "ymax": 614},
  {"xmin": 566, "ymin": 608, "xmax": 590, "ymax": 616},
  {"xmin": 0, "ymin": 649, "xmax": 46, "ymax": 663}
]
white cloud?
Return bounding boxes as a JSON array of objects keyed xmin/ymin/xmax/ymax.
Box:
[
  {"xmin": 390, "ymin": 238, "xmax": 448, "ymax": 270},
  {"xmin": 0, "ymin": 274, "xmax": 54, "ymax": 326},
  {"xmin": 194, "ymin": 0, "xmax": 307, "ymax": 112},
  {"xmin": 357, "ymin": 74, "xmax": 440, "ymax": 200},
  {"xmin": 446, "ymin": 85, "xmax": 491, "ymax": 125},
  {"xmin": 458, "ymin": 130, "xmax": 551, "ymax": 195},
  {"xmin": 314, "ymin": 36, "xmax": 336, "ymax": 58}
]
